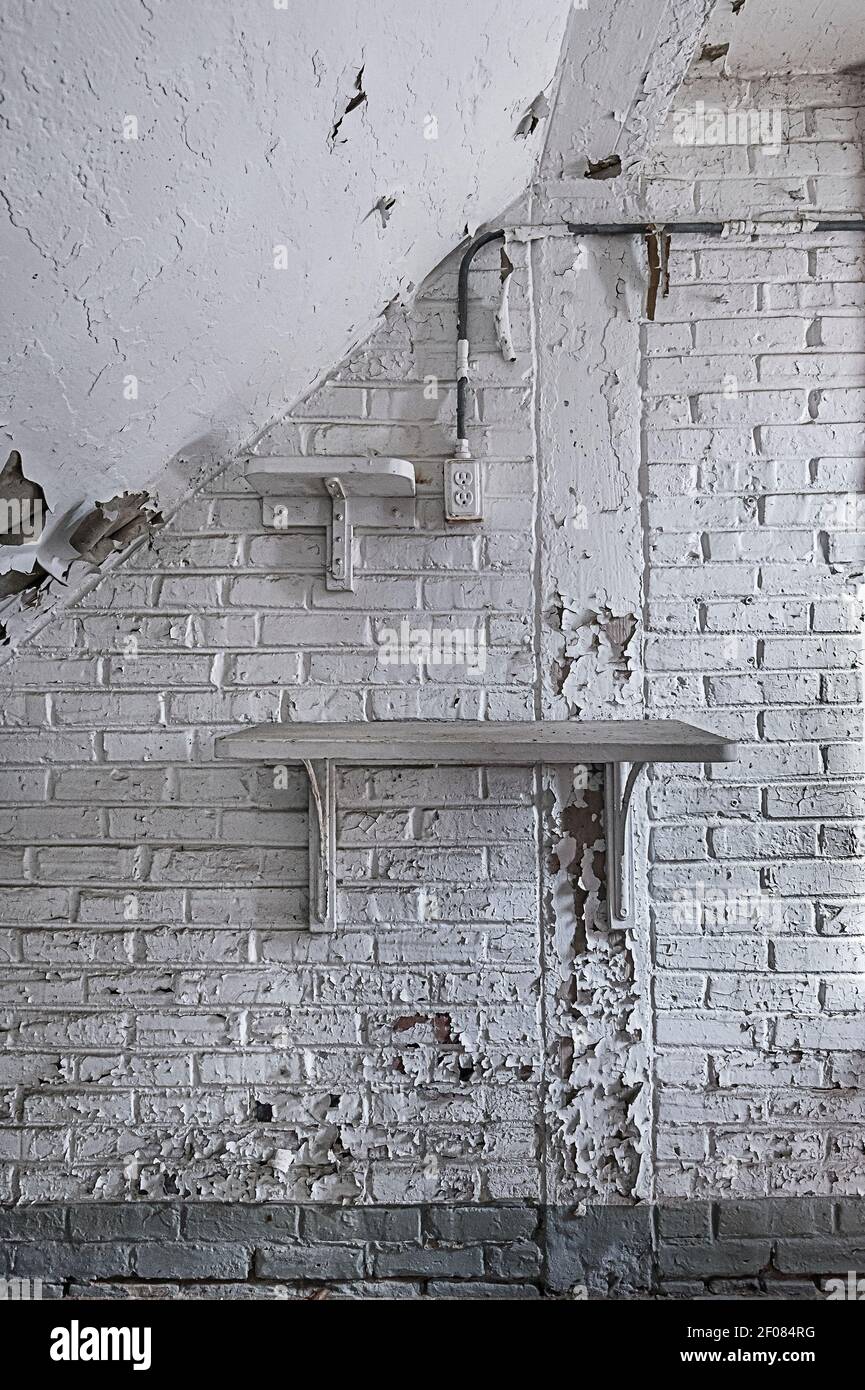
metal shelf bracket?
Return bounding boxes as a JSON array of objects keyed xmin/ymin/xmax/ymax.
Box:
[
  {"xmin": 603, "ymin": 761, "xmax": 646, "ymax": 924},
  {"xmin": 246, "ymin": 455, "xmax": 416, "ymax": 594},
  {"xmin": 324, "ymin": 477, "xmax": 352, "ymax": 591},
  {"xmin": 303, "ymin": 758, "xmax": 336, "ymax": 932},
  {"xmin": 301, "ymin": 754, "xmax": 645, "ymax": 933}
]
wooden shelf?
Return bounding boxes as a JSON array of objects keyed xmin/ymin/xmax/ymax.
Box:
[{"xmin": 214, "ymin": 718, "xmax": 736, "ymax": 767}]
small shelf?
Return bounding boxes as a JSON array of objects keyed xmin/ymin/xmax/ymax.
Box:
[
  {"xmin": 244, "ymin": 454, "xmax": 417, "ymax": 592},
  {"xmin": 245, "ymin": 455, "xmax": 416, "ymax": 498},
  {"xmin": 215, "ymin": 719, "xmax": 737, "ymax": 931},
  {"xmin": 214, "ymin": 718, "xmax": 735, "ymax": 766}
]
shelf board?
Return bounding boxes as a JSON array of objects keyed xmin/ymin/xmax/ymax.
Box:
[
  {"xmin": 215, "ymin": 718, "xmax": 737, "ymax": 766},
  {"xmin": 244, "ymin": 455, "xmax": 416, "ymax": 498}
]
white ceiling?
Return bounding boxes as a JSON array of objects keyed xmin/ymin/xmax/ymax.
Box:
[
  {"xmin": 1, "ymin": 0, "xmax": 729, "ymax": 562},
  {"xmin": 1, "ymin": 0, "xmax": 572, "ymax": 519},
  {"xmin": 718, "ymin": 0, "xmax": 865, "ymax": 76},
  {"xmin": 7, "ymin": 0, "xmax": 858, "ymax": 552}
]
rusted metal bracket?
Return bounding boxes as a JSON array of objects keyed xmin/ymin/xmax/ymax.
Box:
[
  {"xmin": 302, "ymin": 758, "xmax": 336, "ymax": 932},
  {"xmin": 603, "ymin": 761, "xmax": 646, "ymax": 924},
  {"xmin": 645, "ymin": 224, "xmax": 671, "ymax": 321}
]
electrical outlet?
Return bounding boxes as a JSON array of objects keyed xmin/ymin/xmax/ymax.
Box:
[{"xmin": 445, "ymin": 456, "xmax": 483, "ymax": 522}]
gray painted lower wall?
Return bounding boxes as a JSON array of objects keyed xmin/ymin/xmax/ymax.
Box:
[{"xmin": 1, "ymin": 1200, "xmax": 863, "ymax": 1300}]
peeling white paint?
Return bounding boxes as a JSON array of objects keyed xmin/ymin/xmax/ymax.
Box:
[
  {"xmin": 494, "ymin": 251, "xmax": 518, "ymax": 363},
  {"xmin": 543, "ymin": 768, "xmax": 649, "ymax": 1202}
]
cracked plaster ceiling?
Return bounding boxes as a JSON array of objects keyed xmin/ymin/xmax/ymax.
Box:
[{"xmin": 0, "ymin": 0, "xmax": 572, "ymax": 523}]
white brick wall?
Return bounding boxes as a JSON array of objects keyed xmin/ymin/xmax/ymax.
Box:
[
  {"xmin": 0, "ymin": 238, "xmax": 550, "ymax": 1205},
  {"xmin": 0, "ymin": 68, "xmax": 862, "ymax": 1208},
  {"xmin": 641, "ymin": 72, "xmax": 865, "ymax": 1199}
]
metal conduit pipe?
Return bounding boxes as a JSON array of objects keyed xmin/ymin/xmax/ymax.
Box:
[
  {"xmin": 455, "ymin": 228, "xmax": 505, "ymax": 454},
  {"xmin": 453, "ymin": 218, "xmax": 865, "ymax": 451}
]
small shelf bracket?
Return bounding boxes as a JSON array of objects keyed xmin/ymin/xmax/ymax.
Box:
[
  {"xmin": 324, "ymin": 477, "xmax": 352, "ymax": 591},
  {"xmin": 303, "ymin": 758, "xmax": 336, "ymax": 932},
  {"xmin": 603, "ymin": 761, "xmax": 646, "ymax": 924},
  {"xmin": 300, "ymin": 754, "xmax": 645, "ymax": 932},
  {"xmin": 245, "ymin": 455, "xmax": 416, "ymax": 594}
]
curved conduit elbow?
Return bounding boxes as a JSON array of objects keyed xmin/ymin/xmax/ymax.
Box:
[{"xmin": 455, "ymin": 229, "xmax": 505, "ymax": 456}]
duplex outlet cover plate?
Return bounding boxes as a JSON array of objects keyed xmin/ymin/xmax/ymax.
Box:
[{"xmin": 445, "ymin": 456, "xmax": 483, "ymax": 522}]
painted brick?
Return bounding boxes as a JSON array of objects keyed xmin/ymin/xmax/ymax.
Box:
[
  {"xmin": 301, "ymin": 1207, "xmax": 421, "ymax": 1243},
  {"xmin": 253, "ymin": 1244, "xmax": 364, "ymax": 1280},
  {"xmin": 68, "ymin": 1204, "xmax": 181, "ymax": 1241},
  {"xmin": 135, "ymin": 1243, "xmax": 251, "ymax": 1280},
  {"xmin": 182, "ymin": 1205, "xmax": 300, "ymax": 1242},
  {"xmin": 0, "ymin": 62, "xmax": 862, "ymax": 1238},
  {"xmin": 370, "ymin": 1244, "xmax": 485, "ymax": 1278}
]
